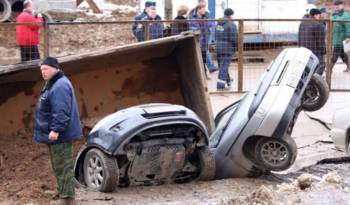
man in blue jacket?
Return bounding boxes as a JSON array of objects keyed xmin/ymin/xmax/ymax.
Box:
[
  {"xmin": 132, "ymin": 1, "xmax": 164, "ymax": 42},
  {"xmin": 34, "ymin": 57, "xmax": 82, "ymax": 205},
  {"xmin": 215, "ymin": 8, "xmax": 237, "ymax": 90}
]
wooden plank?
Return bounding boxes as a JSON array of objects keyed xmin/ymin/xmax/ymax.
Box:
[
  {"xmin": 237, "ymin": 20, "xmax": 244, "ymax": 92},
  {"xmin": 43, "ymin": 23, "xmax": 50, "ymax": 58},
  {"xmin": 326, "ymin": 20, "xmax": 333, "ymax": 88},
  {"xmin": 86, "ymin": 0, "xmax": 102, "ymax": 14},
  {"xmin": 77, "ymin": 0, "xmax": 83, "ymax": 6}
]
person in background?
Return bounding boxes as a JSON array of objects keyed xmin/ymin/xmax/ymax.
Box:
[
  {"xmin": 199, "ymin": 0, "xmax": 218, "ymax": 73},
  {"xmin": 132, "ymin": 1, "xmax": 164, "ymax": 42},
  {"xmin": 299, "ymin": 8, "xmax": 326, "ymax": 75},
  {"xmin": 215, "ymin": 8, "xmax": 237, "ymax": 90},
  {"xmin": 16, "ymin": 0, "xmax": 43, "ymax": 62},
  {"xmin": 146, "ymin": 4, "xmax": 164, "ymax": 40},
  {"xmin": 171, "ymin": 5, "xmax": 189, "ymax": 35},
  {"xmin": 34, "ymin": 57, "xmax": 82, "ymax": 205},
  {"xmin": 320, "ymin": 7, "xmax": 329, "ymax": 20},
  {"xmin": 330, "ymin": 0, "xmax": 350, "ymax": 72},
  {"xmin": 189, "ymin": 3, "xmax": 213, "ymax": 77},
  {"xmin": 319, "ymin": 7, "xmax": 328, "ymax": 26}
]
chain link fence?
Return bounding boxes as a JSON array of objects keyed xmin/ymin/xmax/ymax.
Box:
[{"xmin": 1, "ymin": 19, "xmax": 350, "ymax": 92}]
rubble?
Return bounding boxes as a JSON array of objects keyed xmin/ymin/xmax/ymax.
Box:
[
  {"xmin": 276, "ymin": 182, "xmax": 299, "ymax": 192},
  {"xmin": 297, "ymin": 173, "xmax": 314, "ymax": 190},
  {"xmin": 321, "ymin": 171, "xmax": 341, "ymax": 184},
  {"xmin": 248, "ymin": 185, "xmax": 276, "ymax": 205}
]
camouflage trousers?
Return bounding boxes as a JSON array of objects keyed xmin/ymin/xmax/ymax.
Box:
[{"xmin": 49, "ymin": 142, "xmax": 75, "ymax": 198}]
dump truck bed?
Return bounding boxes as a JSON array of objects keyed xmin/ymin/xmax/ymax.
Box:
[{"xmin": 0, "ymin": 32, "xmax": 214, "ymax": 135}]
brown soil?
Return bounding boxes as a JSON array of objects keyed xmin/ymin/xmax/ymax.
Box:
[{"xmin": 0, "ymin": 133, "xmax": 85, "ymax": 204}]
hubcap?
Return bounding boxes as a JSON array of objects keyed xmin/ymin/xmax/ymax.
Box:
[
  {"xmin": 87, "ymin": 156, "xmax": 104, "ymax": 188},
  {"xmin": 260, "ymin": 141, "xmax": 288, "ymax": 167},
  {"xmin": 303, "ymin": 84, "xmax": 319, "ymax": 104}
]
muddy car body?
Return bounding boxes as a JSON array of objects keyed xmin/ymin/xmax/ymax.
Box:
[
  {"xmin": 74, "ymin": 103, "xmax": 215, "ymax": 192},
  {"xmin": 210, "ymin": 47, "xmax": 329, "ymax": 178}
]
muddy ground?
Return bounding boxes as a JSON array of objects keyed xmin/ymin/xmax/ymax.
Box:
[
  {"xmin": 0, "ymin": 132, "xmax": 349, "ymax": 205},
  {"xmin": 1, "ymin": 91, "xmax": 350, "ymax": 205},
  {"xmin": 1, "ymin": 1, "xmax": 350, "ymax": 205}
]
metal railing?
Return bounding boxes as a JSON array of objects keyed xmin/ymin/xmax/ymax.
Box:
[{"xmin": 1, "ymin": 18, "xmax": 350, "ymax": 92}]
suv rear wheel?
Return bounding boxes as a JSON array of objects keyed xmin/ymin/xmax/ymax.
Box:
[
  {"xmin": 254, "ymin": 137, "xmax": 297, "ymax": 171},
  {"xmin": 302, "ymin": 74, "xmax": 329, "ymax": 111}
]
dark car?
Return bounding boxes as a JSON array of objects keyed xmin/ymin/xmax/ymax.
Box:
[{"xmin": 74, "ymin": 103, "xmax": 215, "ymax": 192}]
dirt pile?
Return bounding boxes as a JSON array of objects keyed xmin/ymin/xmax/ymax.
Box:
[
  {"xmin": 247, "ymin": 185, "xmax": 276, "ymax": 205},
  {"xmin": 0, "ymin": 133, "xmax": 85, "ymax": 204},
  {"xmin": 0, "ymin": 0, "xmax": 138, "ymax": 64}
]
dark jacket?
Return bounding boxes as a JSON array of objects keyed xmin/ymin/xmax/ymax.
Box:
[
  {"xmin": 298, "ymin": 19, "xmax": 326, "ymax": 56},
  {"xmin": 189, "ymin": 10, "xmax": 211, "ymax": 51},
  {"xmin": 34, "ymin": 71, "xmax": 82, "ymax": 144},
  {"xmin": 132, "ymin": 12, "xmax": 164, "ymax": 42},
  {"xmin": 215, "ymin": 17, "xmax": 238, "ymax": 55},
  {"xmin": 171, "ymin": 16, "xmax": 189, "ymax": 35}
]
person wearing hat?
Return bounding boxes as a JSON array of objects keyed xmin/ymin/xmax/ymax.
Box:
[
  {"xmin": 320, "ymin": 7, "xmax": 328, "ymax": 20},
  {"xmin": 34, "ymin": 57, "xmax": 82, "ymax": 205},
  {"xmin": 215, "ymin": 8, "xmax": 237, "ymax": 90},
  {"xmin": 319, "ymin": 7, "xmax": 328, "ymax": 26},
  {"xmin": 132, "ymin": 1, "xmax": 164, "ymax": 42},
  {"xmin": 330, "ymin": 0, "xmax": 350, "ymax": 72},
  {"xmin": 298, "ymin": 8, "xmax": 326, "ymax": 75}
]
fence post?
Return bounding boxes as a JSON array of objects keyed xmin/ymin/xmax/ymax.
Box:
[
  {"xmin": 43, "ymin": 22, "xmax": 50, "ymax": 58},
  {"xmin": 238, "ymin": 20, "xmax": 244, "ymax": 92},
  {"xmin": 144, "ymin": 21, "xmax": 150, "ymax": 41},
  {"xmin": 325, "ymin": 19, "xmax": 333, "ymax": 88}
]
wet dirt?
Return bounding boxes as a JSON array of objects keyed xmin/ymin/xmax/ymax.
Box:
[{"xmin": 1, "ymin": 129, "xmax": 349, "ymax": 205}]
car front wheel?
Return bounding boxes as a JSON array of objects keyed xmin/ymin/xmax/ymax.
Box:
[{"xmin": 83, "ymin": 148, "xmax": 119, "ymax": 192}]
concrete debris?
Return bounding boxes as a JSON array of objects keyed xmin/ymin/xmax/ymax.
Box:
[
  {"xmin": 297, "ymin": 173, "xmax": 314, "ymax": 190},
  {"xmin": 276, "ymin": 182, "xmax": 299, "ymax": 192},
  {"xmin": 321, "ymin": 171, "xmax": 341, "ymax": 184},
  {"xmin": 249, "ymin": 185, "xmax": 276, "ymax": 205},
  {"xmin": 344, "ymin": 187, "xmax": 350, "ymax": 192}
]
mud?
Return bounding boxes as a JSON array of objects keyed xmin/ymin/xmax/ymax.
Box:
[{"xmin": 1, "ymin": 127, "xmax": 349, "ymax": 205}]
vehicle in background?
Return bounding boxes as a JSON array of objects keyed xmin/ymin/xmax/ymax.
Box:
[{"xmin": 331, "ymin": 108, "xmax": 350, "ymax": 155}]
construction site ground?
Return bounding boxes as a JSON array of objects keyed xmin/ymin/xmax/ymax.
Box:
[
  {"xmin": 1, "ymin": 62, "xmax": 350, "ymax": 205},
  {"xmin": 1, "ymin": 1, "xmax": 350, "ymax": 204}
]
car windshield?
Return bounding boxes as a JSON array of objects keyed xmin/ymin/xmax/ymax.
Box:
[{"xmin": 209, "ymin": 96, "xmax": 245, "ymax": 148}]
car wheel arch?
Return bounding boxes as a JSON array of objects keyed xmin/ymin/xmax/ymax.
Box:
[{"xmin": 75, "ymin": 145, "xmax": 114, "ymax": 185}]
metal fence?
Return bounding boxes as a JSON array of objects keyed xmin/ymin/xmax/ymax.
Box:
[{"xmin": 1, "ymin": 19, "xmax": 350, "ymax": 92}]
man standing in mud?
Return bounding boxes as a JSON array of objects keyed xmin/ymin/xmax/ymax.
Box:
[{"xmin": 34, "ymin": 57, "xmax": 82, "ymax": 205}]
